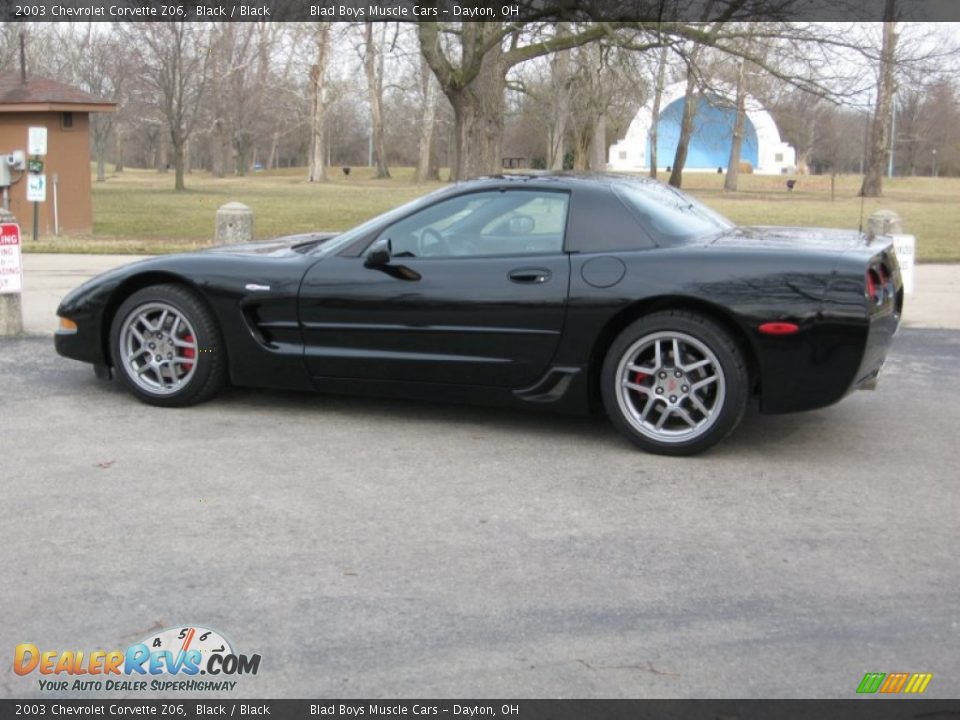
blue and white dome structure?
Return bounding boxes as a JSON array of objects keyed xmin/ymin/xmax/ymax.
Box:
[{"xmin": 608, "ymin": 81, "xmax": 796, "ymax": 175}]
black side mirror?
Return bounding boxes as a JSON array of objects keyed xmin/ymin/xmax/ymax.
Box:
[{"xmin": 364, "ymin": 239, "xmax": 391, "ymax": 268}]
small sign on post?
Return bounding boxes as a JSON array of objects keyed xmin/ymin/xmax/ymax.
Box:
[
  {"xmin": 28, "ymin": 126, "xmax": 48, "ymax": 156},
  {"xmin": 0, "ymin": 222, "xmax": 23, "ymax": 294},
  {"xmin": 891, "ymin": 234, "xmax": 916, "ymax": 295},
  {"xmin": 26, "ymin": 174, "xmax": 46, "ymax": 203}
]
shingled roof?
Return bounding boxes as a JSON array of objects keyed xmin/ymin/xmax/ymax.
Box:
[{"xmin": 0, "ymin": 74, "xmax": 115, "ymax": 112}]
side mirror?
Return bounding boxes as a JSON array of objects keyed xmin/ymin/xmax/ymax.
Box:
[{"xmin": 364, "ymin": 238, "xmax": 391, "ymax": 268}]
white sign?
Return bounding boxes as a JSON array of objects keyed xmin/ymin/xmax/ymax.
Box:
[
  {"xmin": 891, "ymin": 234, "xmax": 916, "ymax": 295},
  {"xmin": 28, "ymin": 126, "xmax": 48, "ymax": 156},
  {"xmin": 27, "ymin": 173, "xmax": 46, "ymax": 202},
  {"xmin": 0, "ymin": 223, "xmax": 23, "ymax": 294}
]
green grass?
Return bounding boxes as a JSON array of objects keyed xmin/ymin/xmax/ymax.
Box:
[
  {"xmin": 680, "ymin": 173, "xmax": 960, "ymax": 262},
  {"xmin": 23, "ymin": 166, "xmax": 960, "ymax": 261}
]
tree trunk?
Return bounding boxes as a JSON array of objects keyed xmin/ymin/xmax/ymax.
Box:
[
  {"xmin": 447, "ymin": 42, "xmax": 504, "ymax": 181},
  {"xmin": 415, "ymin": 53, "xmax": 439, "ymax": 183},
  {"xmin": 364, "ymin": 23, "xmax": 390, "ymax": 179},
  {"xmin": 267, "ymin": 130, "xmax": 279, "ymax": 170},
  {"xmin": 308, "ymin": 23, "xmax": 331, "ymax": 183},
  {"xmin": 668, "ymin": 66, "xmax": 699, "ymax": 189},
  {"xmin": 548, "ymin": 27, "xmax": 570, "ymax": 171},
  {"xmin": 860, "ymin": 11, "xmax": 898, "ymax": 197},
  {"xmin": 724, "ymin": 58, "xmax": 748, "ymax": 192},
  {"xmin": 156, "ymin": 134, "xmax": 168, "ymax": 173},
  {"xmin": 572, "ymin": 127, "xmax": 590, "ymax": 170},
  {"xmin": 94, "ymin": 132, "xmax": 107, "ymax": 182},
  {"xmin": 649, "ymin": 47, "xmax": 668, "ymax": 179},
  {"xmin": 172, "ymin": 134, "xmax": 186, "ymax": 192},
  {"xmin": 211, "ymin": 120, "xmax": 227, "ymax": 178},
  {"xmin": 589, "ymin": 113, "xmax": 606, "ymax": 170},
  {"xmin": 114, "ymin": 128, "xmax": 124, "ymax": 173}
]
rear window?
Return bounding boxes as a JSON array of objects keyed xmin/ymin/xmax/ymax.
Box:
[{"xmin": 613, "ymin": 181, "xmax": 733, "ymax": 244}]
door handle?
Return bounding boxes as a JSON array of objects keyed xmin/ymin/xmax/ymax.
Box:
[{"xmin": 508, "ymin": 268, "xmax": 551, "ymax": 284}]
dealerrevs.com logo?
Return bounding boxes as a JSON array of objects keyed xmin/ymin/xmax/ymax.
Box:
[{"xmin": 14, "ymin": 626, "xmax": 261, "ymax": 693}]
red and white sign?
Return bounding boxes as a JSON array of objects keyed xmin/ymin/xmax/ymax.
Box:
[{"xmin": 0, "ymin": 222, "xmax": 23, "ymax": 294}]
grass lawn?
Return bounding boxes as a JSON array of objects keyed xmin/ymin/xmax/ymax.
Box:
[{"xmin": 24, "ymin": 165, "xmax": 960, "ymax": 261}]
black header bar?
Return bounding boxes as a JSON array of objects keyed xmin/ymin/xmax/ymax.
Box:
[
  {"xmin": 4, "ymin": 0, "xmax": 960, "ymax": 22},
  {"xmin": 2, "ymin": 700, "xmax": 960, "ymax": 719}
]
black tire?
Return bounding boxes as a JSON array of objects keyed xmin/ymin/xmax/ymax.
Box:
[
  {"xmin": 109, "ymin": 284, "xmax": 227, "ymax": 407},
  {"xmin": 600, "ymin": 310, "xmax": 749, "ymax": 456}
]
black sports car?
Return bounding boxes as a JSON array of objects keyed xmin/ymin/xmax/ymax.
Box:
[{"xmin": 55, "ymin": 174, "xmax": 903, "ymax": 455}]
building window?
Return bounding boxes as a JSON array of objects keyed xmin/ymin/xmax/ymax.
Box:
[
  {"xmin": 61, "ymin": 112, "xmax": 74, "ymax": 129},
  {"xmin": 619, "ymin": 151, "xmax": 627, "ymax": 160},
  {"xmin": 774, "ymin": 152, "xmax": 783, "ymax": 162}
]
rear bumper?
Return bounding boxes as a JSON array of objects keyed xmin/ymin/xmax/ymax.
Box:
[{"xmin": 851, "ymin": 305, "xmax": 900, "ymax": 391}]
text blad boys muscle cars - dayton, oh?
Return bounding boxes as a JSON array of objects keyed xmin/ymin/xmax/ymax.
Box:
[{"xmin": 55, "ymin": 174, "xmax": 903, "ymax": 455}]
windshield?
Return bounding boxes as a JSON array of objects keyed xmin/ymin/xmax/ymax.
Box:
[
  {"xmin": 613, "ymin": 179, "xmax": 733, "ymax": 244},
  {"xmin": 310, "ymin": 185, "xmax": 453, "ymax": 257}
]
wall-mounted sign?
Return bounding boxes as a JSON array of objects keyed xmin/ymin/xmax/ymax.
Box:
[
  {"xmin": 0, "ymin": 223, "xmax": 23, "ymax": 294},
  {"xmin": 28, "ymin": 126, "xmax": 48, "ymax": 156},
  {"xmin": 27, "ymin": 174, "xmax": 46, "ymax": 202}
]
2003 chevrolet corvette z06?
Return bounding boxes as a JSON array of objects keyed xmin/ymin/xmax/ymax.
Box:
[{"xmin": 55, "ymin": 174, "xmax": 902, "ymax": 455}]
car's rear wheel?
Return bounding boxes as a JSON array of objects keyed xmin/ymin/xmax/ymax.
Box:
[
  {"xmin": 110, "ymin": 284, "xmax": 227, "ymax": 407},
  {"xmin": 601, "ymin": 311, "xmax": 749, "ymax": 455}
]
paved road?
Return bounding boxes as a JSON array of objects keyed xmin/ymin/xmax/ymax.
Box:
[{"xmin": 1, "ymin": 328, "xmax": 958, "ymax": 699}]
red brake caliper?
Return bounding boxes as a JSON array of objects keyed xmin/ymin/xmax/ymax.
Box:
[
  {"xmin": 183, "ymin": 334, "xmax": 196, "ymax": 371},
  {"xmin": 634, "ymin": 371, "xmax": 647, "ymax": 386}
]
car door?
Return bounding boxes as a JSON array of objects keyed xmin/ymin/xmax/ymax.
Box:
[{"xmin": 298, "ymin": 189, "xmax": 571, "ymax": 388}]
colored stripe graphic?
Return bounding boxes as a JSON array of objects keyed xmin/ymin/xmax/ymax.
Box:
[
  {"xmin": 904, "ymin": 673, "xmax": 933, "ymax": 694},
  {"xmin": 879, "ymin": 672, "xmax": 909, "ymax": 693},
  {"xmin": 857, "ymin": 672, "xmax": 932, "ymax": 694},
  {"xmin": 857, "ymin": 673, "xmax": 886, "ymax": 694}
]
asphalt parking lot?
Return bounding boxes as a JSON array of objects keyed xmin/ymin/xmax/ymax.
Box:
[{"xmin": 1, "ymin": 326, "xmax": 958, "ymax": 699}]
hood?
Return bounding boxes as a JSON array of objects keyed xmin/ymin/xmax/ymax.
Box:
[
  {"xmin": 199, "ymin": 231, "xmax": 339, "ymax": 257},
  {"xmin": 710, "ymin": 226, "xmax": 876, "ymax": 253}
]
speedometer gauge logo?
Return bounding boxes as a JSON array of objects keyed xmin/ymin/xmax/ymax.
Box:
[{"xmin": 139, "ymin": 626, "xmax": 234, "ymax": 673}]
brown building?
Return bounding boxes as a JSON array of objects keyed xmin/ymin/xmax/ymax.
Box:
[{"xmin": 0, "ymin": 75, "xmax": 115, "ymax": 235}]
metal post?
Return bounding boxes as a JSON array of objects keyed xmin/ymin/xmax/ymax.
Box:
[
  {"xmin": 52, "ymin": 172, "xmax": 59, "ymax": 236},
  {"xmin": 32, "ymin": 200, "xmax": 38, "ymax": 242}
]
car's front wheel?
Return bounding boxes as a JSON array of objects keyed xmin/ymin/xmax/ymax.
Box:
[
  {"xmin": 110, "ymin": 284, "xmax": 227, "ymax": 407},
  {"xmin": 601, "ymin": 311, "xmax": 749, "ymax": 455}
]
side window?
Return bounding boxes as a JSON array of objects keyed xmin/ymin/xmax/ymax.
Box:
[{"xmin": 374, "ymin": 190, "xmax": 569, "ymax": 259}]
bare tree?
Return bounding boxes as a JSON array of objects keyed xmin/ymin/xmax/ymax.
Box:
[
  {"xmin": 648, "ymin": 46, "xmax": 669, "ymax": 179},
  {"xmin": 860, "ymin": 7, "xmax": 899, "ymax": 197},
  {"xmin": 363, "ymin": 22, "xmax": 393, "ymax": 179},
  {"xmin": 668, "ymin": 49, "xmax": 703, "ymax": 188},
  {"xmin": 415, "ymin": 51, "xmax": 441, "ymax": 182},
  {"xmin": 127, "ymin": 22, "xmax": 210, "ymax": 191},
  {"xmin": 418, "ymin": 22, "xmax": 630, "ymax": 180},
  {"xmin": 724, "ymin": 54, "xmax": 749, "ymax": 191},
  {"xmin": 307, "ymin": 23, "xmax": 332, "ymax": 183}
]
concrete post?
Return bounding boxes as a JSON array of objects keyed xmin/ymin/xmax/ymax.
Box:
[
  {"xmin": 867, "ymin": 209, "xmax": 903, "ymax": 236},
  {"xmin": 215, "ymin": 202, "xmax": 254, "ymax": 245},
  {"xmin": 0, "ymin": 207, "xmax": 24, "ymax": 336}
]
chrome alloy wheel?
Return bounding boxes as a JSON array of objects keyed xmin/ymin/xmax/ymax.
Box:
[
  {"xmin": 614, "ymin": 331, "xmax": 726, "ymax": 444},
  {"xmin": 118, "ymin": 302, "xmax": 199, "ymax": 395}
]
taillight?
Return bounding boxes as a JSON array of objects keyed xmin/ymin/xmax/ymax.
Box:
[
  {"xmin": 865, "ymin": 269, "xmax": 879, "ymax": 304},
  {"xmin": 877, "ymin": 264, "xmax": 889, "ymax": 285}
]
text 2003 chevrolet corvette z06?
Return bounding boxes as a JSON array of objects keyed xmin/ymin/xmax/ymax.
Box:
[{"xmin": 55, "ymin": 174, "xmax": 902, "ymax": 455}]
